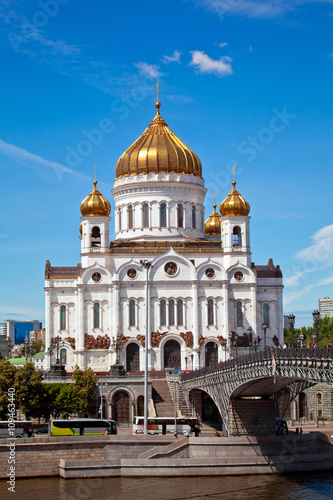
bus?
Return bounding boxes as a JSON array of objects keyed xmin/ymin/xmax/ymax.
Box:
[
  {"xmin": 133, "ymin": 417, "xmax": 200, "ymax": 436},
  {"xmin": 50, "ymin": 418, "xmax": 117, "ymax": 436},
  {"xmin": 0, "ymin": 421, "xmax": 32, "ymax": 438}
]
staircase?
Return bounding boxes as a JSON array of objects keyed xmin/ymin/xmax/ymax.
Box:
[
  {"xmin": 152, "ymin": 377, "xmax": 175, "ymax": 417},
  {"xmin": 167, "ymin": 376, "xmax": 192, "ymax": 418}
]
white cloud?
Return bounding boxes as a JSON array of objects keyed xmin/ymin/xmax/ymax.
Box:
[
  {"xmin": 197, "ymin": 0, "xmax": 333, "ymax": 20},
  {"xmin": 218, "ymin": 42, "xmax": 228, "ymax": 48},
  {"xmin": 0, "ymin": 138, "xmax": 85, "ymax": 181},
  {"xmin": 161, "ymin": 50, "xmax": 181, "ymax": 64},
  {"xmin": 297, "ymin": 224, "xmax": 333, "ymax": 268},
  {"xmin": 284, "ymin": 224, "xmax": 333, "ymax": 289},
  {"xmin": 189, "ymin": 50, "xmax": 233, "ymax": 76},
  {"xmin": 134, "ymin": 62, "xmax": 162, "ymax": 79},
  {"xmin": 284, "ymin": 273, "xmax": 333, "ymax": 306}
]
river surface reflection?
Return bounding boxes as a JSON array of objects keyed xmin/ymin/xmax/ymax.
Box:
[{"xmin": 1, "ymin": 472, "xmax": 333, "ymax": 500}]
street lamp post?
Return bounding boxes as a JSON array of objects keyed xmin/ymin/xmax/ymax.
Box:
[
  {"xmin": 262, "ymin": 322, "xmax": 268, "ymax": 350},
  {"xmin": 185, "ymin": 356, "xmax": 188, "ymax": 371},
  {"xmin": 224, "ymin": 338, "xmax": 227, "ymax": 360},
  {"xmin": 312, "ymin": 310, "xmax": 320, "ymax": 347},
  {"xmin": 140, "ymin": 259, "xmax": 152, "ymax": 436},
  {"xmin": 234, "ymin": 333, "xmax": 238, "ymax": 362},
  {"xmin": 288, "ymin": 314, "xmax": 295, "ymax": 348},
  {"xmin": 191, "ymin": 353, "xmax": 194, "ymax": 371},
  {"xmin": 247, "ymin": 327, "xmax": 252, "ymax": 351}
]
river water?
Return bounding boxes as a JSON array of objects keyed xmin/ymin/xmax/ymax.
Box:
[{"xmin": 1, "ymin": 472, "xmax": 333, "ymax": 500}]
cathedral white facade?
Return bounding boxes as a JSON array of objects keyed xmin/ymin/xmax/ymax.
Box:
[{"xmin": 44, "ymin": 99, "xmax": 283, "ymax": 374}]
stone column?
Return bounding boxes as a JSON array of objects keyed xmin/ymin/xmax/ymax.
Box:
[
  {"xmin": 251, "ymin": 285, "xmax": 257, "ymax": 339},
  {"xmin": 192, "ymin": 283, "xmax": 199, "ymax": 347},
  {"xmin": 77, "ymin": 286, "xmax": 85, "ymax": 369},
  {"xmin": 45, "ymin": 289, "xmax": 51, "ymax": 370}
]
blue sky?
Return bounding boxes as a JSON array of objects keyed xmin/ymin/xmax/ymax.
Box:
[{"xmin": 0, "ymin": 0, "xmax": 333, "ymax": 328}]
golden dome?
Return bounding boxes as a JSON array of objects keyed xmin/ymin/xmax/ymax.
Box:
[
  {"xmin": 115, "ymin": 101, "xmax": 202, "ymax": 179},
  {"xmin": 205, "ymin": 203, "xmax": 221, "ymax": 235},
  {"xmin": 219, "ymin": 174, "xmax": 250, "ymax": 217},
  {"xmin": 80, "ymin": 180, "xmax": 111, "ymax": 216}
]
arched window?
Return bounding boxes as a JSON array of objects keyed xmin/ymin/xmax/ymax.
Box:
[
  {"xmin": 177, "ymin": 204, "xmax": 183, "ymax": 228},
  {"xmin": 232, "ymin": 226, "xmax": 242, "ymax": 246},
  {"xmin": 169, "ymin": 300, "xmax": 175, "ymax": 326},
  {"xmin": 119, "ymin": 209, "xmax": 122, "ymax": 231},
  {"xmin": 160, "ymin": 203, "xmax": 166, "ymax": 228},
  {"xmin": 160, "ymin": 300, "xmax": 166, "ymax": 326},
  {"xmin": 60, "ymin": 348, "xmax": 67, "ymax": 364},
  {"xmin": 177, "ymin": 299, "xmax": 183, "ymax": 325},
  {"xmin": 128, "ymin": 205, "xmax": 133, "ymax": 229},
  {"xmin": 129, "ymin": 300, "xmax": 135, "ymax": 326},
  {"xmin": 192, "ymin": 206, "xmax": 196, "ymax": 229},
  {"xmin": 236, "ymin": 301, "xmax": 243, "ymax": 327},
  {"xmin": 263, "ymin": 303, "xmax": 269, "ymax": 326},
  {"xmin": 208, "ymin": 299, "xmax": 214, "ymax": 326},
  {"xmin": 60, "ymin": 305, "xmax": 66, "ymax": 330},
  {"xmin": 91, "ymin": 226, "xmax": 101, "ymax": 247},
  {"xmin": 143, "ymin": 203, "xmax": 149, "ymax": 228},
  {"xmin": 94, "ymin": 303, "xmax": 100, "ymax": 329}
]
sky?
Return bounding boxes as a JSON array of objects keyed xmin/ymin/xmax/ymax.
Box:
[{"xmin": 0, "ymin": 0, "xmax": 333, "ymax": 328}]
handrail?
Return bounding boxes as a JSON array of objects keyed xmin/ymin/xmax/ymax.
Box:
[{"xmin": 180, "ymin": 346, "xmax": 333, "ymax": 382}]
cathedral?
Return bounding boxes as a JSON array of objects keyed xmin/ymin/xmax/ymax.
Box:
[{"xmin": 44, "ymin": 97, "xmax": 283, "ymax": 375}]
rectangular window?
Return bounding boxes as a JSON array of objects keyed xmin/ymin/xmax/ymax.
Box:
[
  {"xmin": 160, "ymin": 300, "xmax": 166, "ymax": 326},
  {"xmin": 177, "ymin": 299, "xmax": 183, "ymax": 325},
  {"xmin": 169, "ymin": 300, "xmax": 175, "ymax": 326},
  {"xmin": 236, "ymin": 302, "xmax": 243, "ymax": 327},
  {"xmin": 60, "ymin": 306, "xmax": 66, "ymax": 330},
  {"xmin": 129, "ymin": 300, "xmax": 135, "ymax": 326},
  {"xmin": 208, "ymin": 299, "xmax": 214, "ymax": 326},
  {"xmin": 94, "ymin": 303, "xmax": 100, "ymax": 329}
]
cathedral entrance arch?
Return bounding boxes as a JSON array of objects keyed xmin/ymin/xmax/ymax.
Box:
[
  {"xmin": 205, "ymin": 342, "xmax": 218, "ymax": 367},
  {"xmin": 126, "ymin": 342, "xmax": 140, "ymax": 371},
  {"xmin": 164, "ymin": 339, "xmax": 181, "ymax": 370},
  {"xmin": 113, "ymin": 391, "xmax": 130, "ymax": 423}
]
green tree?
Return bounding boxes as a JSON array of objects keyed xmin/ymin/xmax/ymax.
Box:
[
  {"xmin": 283, "ymin": 316, "xmax": 333, "ymax": 347},
  {"xmin": 72, "ymin": 366, "xmax": 98, "ymax": 417},
  {"xmin": 14, "ymin": 363, "xmax": 47, "ymax": 420},
  {"xmin": 0, "ymin": 360, "xmax": 17, "ymax": 420},
  {"xmin": 31, "ymin": 340, "xmax": 44, "ymax": 355}
]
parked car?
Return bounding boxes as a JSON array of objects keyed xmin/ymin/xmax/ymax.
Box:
[
  {"xmin": 34, "ymin": 425, "xmax": 49, "ymax": 435},
  {"xmin": 276, "ymin": 418, "xmax": 288, "ymax": 435}
]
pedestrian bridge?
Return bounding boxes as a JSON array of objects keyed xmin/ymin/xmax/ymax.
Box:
[{"xmin": 180, "ymin": 347, "xmax": 333, "ymax": 435}]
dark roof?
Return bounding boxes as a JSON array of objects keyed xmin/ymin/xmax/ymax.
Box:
[
  {"xmin": 45, "ymin": 260, "xmax": 82, "ymax": 279},
  {"xmin": 251, "ymin": 259, "xmax": 282, "ymax": 278}
]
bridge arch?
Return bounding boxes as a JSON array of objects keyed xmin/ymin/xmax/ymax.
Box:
[{"xmin": 180, "ymin": 347, "xmax": 333, "ymax": 436}]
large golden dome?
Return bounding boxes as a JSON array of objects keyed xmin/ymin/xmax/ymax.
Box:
[
  {"xmin": 80, "ymin": 180, "xmax": 111, "ymax": 216},
  {"xmin": 205, "ymin": 202, "xmax": 221, "ymax": 235},
  {"xmin": 219, "ymin": 175, "xmax": 250, "ymax": 217},
  {"xmin": 115, "ymin": 101, "xmax": 202, "ymax": 179}
]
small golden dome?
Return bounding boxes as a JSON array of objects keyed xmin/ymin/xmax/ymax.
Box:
[
  {"xmin": 80, "ymin": 180, "xmax": 111, "ymax": 216},
  {"xmin": 115, "ymin": 101, "xmax": 202, "ymax": 178},
  {"xmin": 205, "ymin": 203, "xmax": 221, "ymax": 235},
  {"xmin": 219, "ymin": 170, "xmax": 250, "ymax": 217}
]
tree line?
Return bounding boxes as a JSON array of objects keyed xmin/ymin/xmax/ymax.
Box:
[
  {"xmin": 0, "ymin": 361, "xmax": 98, "ymax": 421},
  {"xmin": 283, "ymin": 316, "xmax": 333, "ymax": 347}
]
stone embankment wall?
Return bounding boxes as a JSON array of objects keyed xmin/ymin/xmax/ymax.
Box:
[{"xmin": 1, "ymin": 433, "xmax": 333, "ymax": 479}]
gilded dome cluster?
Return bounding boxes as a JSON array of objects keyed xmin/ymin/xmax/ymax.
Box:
[
  {"xmin": 115, "ymin": 102, "xmax": 202, "ymax": 179},
  {"xmin": 80, "ymin": 180, "xmax": 111, "ymax": 217}
]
